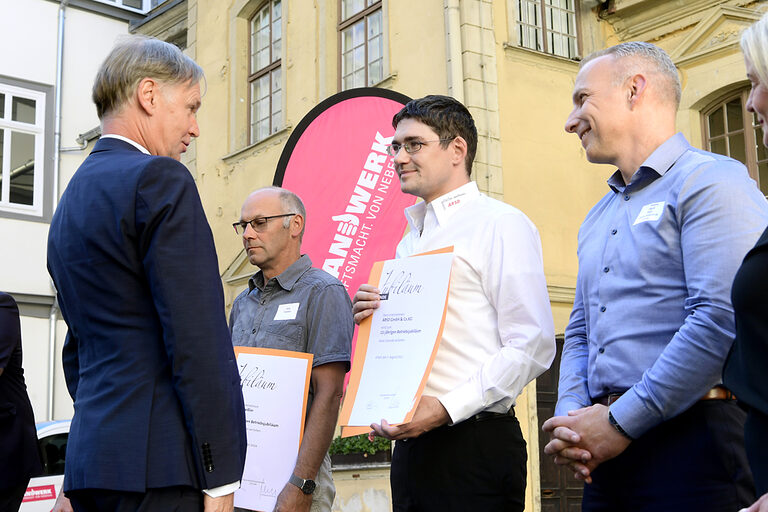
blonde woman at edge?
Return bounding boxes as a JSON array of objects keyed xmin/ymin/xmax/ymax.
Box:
[{"xmin": 728, "ymin": 12, "xmax": 768, "ymax": 512}]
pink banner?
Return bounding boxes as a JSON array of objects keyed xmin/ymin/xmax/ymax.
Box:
[{"xmin": 275, "ymin": 88, "xmax": 415, "ymax": 298}]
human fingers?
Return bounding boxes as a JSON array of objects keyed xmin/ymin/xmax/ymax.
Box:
[
  {"xmin": 544, "ymin": 437, "xmax": 573, "ymax": 455},
  {"xmin": 353, "ymin": 305, "xmax": 377, "ymax": 325}
]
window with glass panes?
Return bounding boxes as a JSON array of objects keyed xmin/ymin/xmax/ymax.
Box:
[
  {"xmin": 0, "ymin": 84, "xmax": 45, "ymax": 215},
  {"xmin": 704, "ymin": 90, "xmax": 768, "ymax": 196},
  {"xmin": 515, "ymin": 0, "xmax": 579, "ymax": 59},
  {"xmin": 249, "ymin": 0, "xmax": 282, "ymax": 143},
  {"xmin": 339, "ymin": 0, "xmax": 383, "ymax": 90}
]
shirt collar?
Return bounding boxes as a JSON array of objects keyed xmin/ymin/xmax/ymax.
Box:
[
  {"xmin": 607, "ymin": 133, "xmax": 690, "ymax": 193},
  {"xmin": 404, "ymin": 181, "xmax": 480, "ymax": 233},
  {"xmin": 248, "ymin": 254, "xmax": 313, "ymax": 292},
  {"xmin": 101, "ymin": 134, "xmax": 150, "ymax": 155}
]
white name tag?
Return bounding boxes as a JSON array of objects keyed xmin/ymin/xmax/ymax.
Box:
[
  {"xmin": 274, "ymin": 303, "xmax": 300, "ymax": 321},
  {"xmin": 633, "ymin": 201, "xmax": 665, "ymax": 225}
]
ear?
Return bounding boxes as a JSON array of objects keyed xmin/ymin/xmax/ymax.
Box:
[
  {"xmin": 450, "ymin": 136, "xmax": 469, "ymax": 167},
  {"xmin": 290, "ymin": 213, "xmax": 304, "ymax": 239},
  {"xmin": 627, "ymin": 73, "xmax": 647, "ymax": 108},
  {"xmin": 136, "ymin": 77, "xmax": 160, "ymax": 116}
]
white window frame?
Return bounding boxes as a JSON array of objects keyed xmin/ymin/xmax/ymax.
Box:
[
  {"xmin": 511, "ymin": 0, "xmax": 580, "ymax": 60},
  {"xmin": 248, "ymin": 0, "xmax": 284, "ymax": 144},
  {"xmin": 91, "ymin": 0, "xmax": 166, "ymax": 14},
  {"xmin": 0, "ymin": 83, "xmax": 46, "ymax": 217},
  {"xmin": 339, "ymin": 0, "xmax": 385, "ymax": 91}
]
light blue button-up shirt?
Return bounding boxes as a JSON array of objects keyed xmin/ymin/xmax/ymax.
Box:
[{"xmin": 556, "ymin": 133, "xmax": 768, "ymax": 438}]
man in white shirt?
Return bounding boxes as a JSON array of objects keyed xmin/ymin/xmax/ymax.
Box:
[{"xmin": 353, "ymin": 95, "xmax": 555, "ymax": 511}]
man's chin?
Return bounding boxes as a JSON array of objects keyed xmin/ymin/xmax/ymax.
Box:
[{"xmin": 247, "ymin": 255, "xmax": 264, "ymax": 266}]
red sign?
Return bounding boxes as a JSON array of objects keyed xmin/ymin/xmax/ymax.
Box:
[
  {"xmin": 23, "ymin": 485, "xmax": 56, "ymax": 502},
  {"xmin": 274, "ymin": 88, "xmax": 415, "ymax": 297}
]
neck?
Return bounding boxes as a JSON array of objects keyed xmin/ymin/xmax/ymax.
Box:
[
  {"xmin": 261, "ymin": 252, "xmax": 301, "ymax": 282},
  {"xmin": 616, "ymin": 127, "xmax": 676, "ymax": 185},
  {"xmin": 101, "ymin": 115, "xmax": 151, "ymax": 153}
]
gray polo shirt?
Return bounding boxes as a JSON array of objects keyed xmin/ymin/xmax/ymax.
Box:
[
  {"xmin": 229, "ymin": 254, "xmax": 353, "ymax": 369},
  {"xmin": 229, "ymin": 255, "xmax": 352, "ymax": 512}
]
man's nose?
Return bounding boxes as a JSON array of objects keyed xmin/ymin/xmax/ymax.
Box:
[
  {"xmin": 190, "ymin": 116, "xmax": 200, "ymax": 138},
  {"xmin": 393, "ymin": 146, "xmax": 409, "ymax": 166},
  {"xmin": 564, "ymin": 110, "xmax": 579, "ymax": 133}
]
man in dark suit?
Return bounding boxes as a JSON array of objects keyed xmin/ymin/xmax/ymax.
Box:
[
  {"xmin": 0, "ymin": 292, "xmax": 43, "ymax": 511},
  {"xmin": 47, "ymin": 36, "xmax": 246, "ymax": 512}
]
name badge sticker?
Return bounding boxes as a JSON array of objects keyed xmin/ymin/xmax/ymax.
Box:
[
  {"xmin": 274, "ymin": 303, "xmax": 300, "ymax": 321},
  {"xmin": 633, "ymin": 201, "xmax": 665, "ymax": 225}
]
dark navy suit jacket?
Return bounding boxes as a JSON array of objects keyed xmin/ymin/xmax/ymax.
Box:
[
  {"xmin": 47, "ymin": 137, "xmax": 246, "ymax": 492},
  {"xmin": 0, "ymin": 292, "xmax": 43, "ymax": 490}
]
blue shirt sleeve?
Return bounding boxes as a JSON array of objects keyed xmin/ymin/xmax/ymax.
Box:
[
  {"xmin": 555, "ymin": 271, "xmax": 592, "ymax": 416},
  {"xmin": 612, "ymin": 160, "xmax": 768, "ymax": 437}
]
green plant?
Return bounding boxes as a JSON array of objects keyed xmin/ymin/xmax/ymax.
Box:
[{"xmin": 329, "ymin": 434, "xmax": 391, "ymax": 456}]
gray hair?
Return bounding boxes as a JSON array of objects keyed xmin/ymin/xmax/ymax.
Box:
[
  {"xmin": 258, "ymin": 186, "xmax": 306, "ymax": 238},
  {"xmin": 741, "ymin": 13, "xmax": 768, "ymax": 87},
  {"xmin": 92, "ymin": 35, "xmax": 204, "ymax": 119},
  {"xmin": 582, "ymin": 41, "xmax": 681, "ymax": 108}
]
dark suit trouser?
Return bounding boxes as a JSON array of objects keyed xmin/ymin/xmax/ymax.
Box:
[
  {"xmin": 582, "ymin": 400, "xmax": 755, "ymax": 512},
  {"xmin": 391, "ymin": 412, "xmax": 526, "ymax": 512},
  {"xmin": 745, "ymin": 405, "xmax": 768, "ymax": 495},
  {"xmin": 0, "ymin": 480, "xmax": 29, "ymax": 512},
  {"xmin": 67, "ymin": 486, "xmax": 203, "ymax": 512}
]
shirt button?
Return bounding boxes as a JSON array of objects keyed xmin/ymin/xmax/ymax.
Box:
[
  {"xmin": 600, "ymin": 305, "xmax": 606, "ymax": 312},
  {"xmin": 624, "ymin": 195, "xmax": 630, "ymax": 201},
  {"xmin": 251, "ymin": 329, "xmax": 256, "ymax": 334},
  {"xmin": 599, "ymin": 347, "xmax": 605, "ymax": 354},
  {"xmin": 260, "ymin": 300, "xmax": 266, "ymax": 305},
  {"xmin": 603, "ymin": 267, "xmax": 609, "ymax": 273},
  {"xmin": 611, "ymin": 229, "xmax": 617, "ymax": 235}
]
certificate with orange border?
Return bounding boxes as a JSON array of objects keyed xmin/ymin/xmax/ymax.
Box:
[
  {"xmin": 233, "ymin": 347, "xmax": 313, "ymax": 512},
  {"xmin": 339, "ymin": 247, "xmax": 453, "ymax": 437}
]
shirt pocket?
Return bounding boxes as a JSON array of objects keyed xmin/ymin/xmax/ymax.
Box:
[{"xmin": 264, "ymin": 323, "xmax": 306, "ymax": 353}]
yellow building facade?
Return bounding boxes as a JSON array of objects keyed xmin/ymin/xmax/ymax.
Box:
[{"xmin": 134, "ymin": 0, "xmax": 768, "ymax": 510}]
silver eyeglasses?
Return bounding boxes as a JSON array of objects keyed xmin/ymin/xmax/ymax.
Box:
[
  {"xmin": 233, "ymin": 213, "xmax": 296, "ymax": 235},
  {"xmin": 385, "ymin": 138, "xmax": 455, "ymax": 157}
]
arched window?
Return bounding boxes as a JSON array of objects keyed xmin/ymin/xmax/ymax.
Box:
[{"xmin": 703, "ymin": 89, "xmax": 768, "ymax": 195}]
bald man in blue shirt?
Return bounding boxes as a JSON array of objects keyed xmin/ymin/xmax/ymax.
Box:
[{"xmin": 543, "ymin": 42, "xmax": 767, "ymax": 512}]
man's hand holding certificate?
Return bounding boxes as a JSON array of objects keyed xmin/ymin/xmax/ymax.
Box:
[{"xmin": 341, "ymin": 249, "xmax": 454, "ymax": 438}]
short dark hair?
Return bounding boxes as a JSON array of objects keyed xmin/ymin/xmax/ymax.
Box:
[{"xmin": 392, "ymin": 95, "xmax": 477, "ymax": 176}]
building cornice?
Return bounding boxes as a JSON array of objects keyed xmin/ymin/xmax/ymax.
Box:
[{"xmin": 602, "ymin": 0, "xmax": 755, "ymax": 42}]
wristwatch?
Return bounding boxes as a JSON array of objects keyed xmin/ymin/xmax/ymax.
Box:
[{"xmin": 288, "ymin": 473, "xmax": 316, "ymax": 495}]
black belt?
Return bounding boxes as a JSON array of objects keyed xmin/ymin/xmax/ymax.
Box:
[{"xmin": 467, "ymin": 408, "xmax": 515, "ymax": 422}]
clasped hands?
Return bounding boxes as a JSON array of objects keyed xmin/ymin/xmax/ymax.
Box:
[{"xmin": 541, "ymin": 404, "xmax": 631, "ymax": 484}]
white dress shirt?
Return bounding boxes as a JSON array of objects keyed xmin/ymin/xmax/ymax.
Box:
[{"xmin": 397, "ymin": 181, "xmax": 555, "ymax": 424}]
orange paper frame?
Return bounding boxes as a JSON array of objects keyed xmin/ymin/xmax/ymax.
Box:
[
  {"xmin": 234, "ymin": 346, "xmax": 314, "ymax": 446},
  {"xmin": 339, "ymin": 246, "xmax": 454, "ymax": 437}
]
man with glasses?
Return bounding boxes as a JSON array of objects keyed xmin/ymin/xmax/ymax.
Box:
[
  {"xmin": 352, "ymin": 95, "xmax": 555, "ymax": 511},
  {"xmin": 230, "ymin": 187, "xmax": 353, "ymax": 512}
]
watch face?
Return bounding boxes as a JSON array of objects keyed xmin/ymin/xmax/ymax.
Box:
[{"xmin": 302, "ymin": 480, "xmax": 316, "ymax": 495}]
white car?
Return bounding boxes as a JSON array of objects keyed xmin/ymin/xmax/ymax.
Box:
[{"xmin": 21, "ymin": 420, "xmax": 70, "ymax": 512}]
